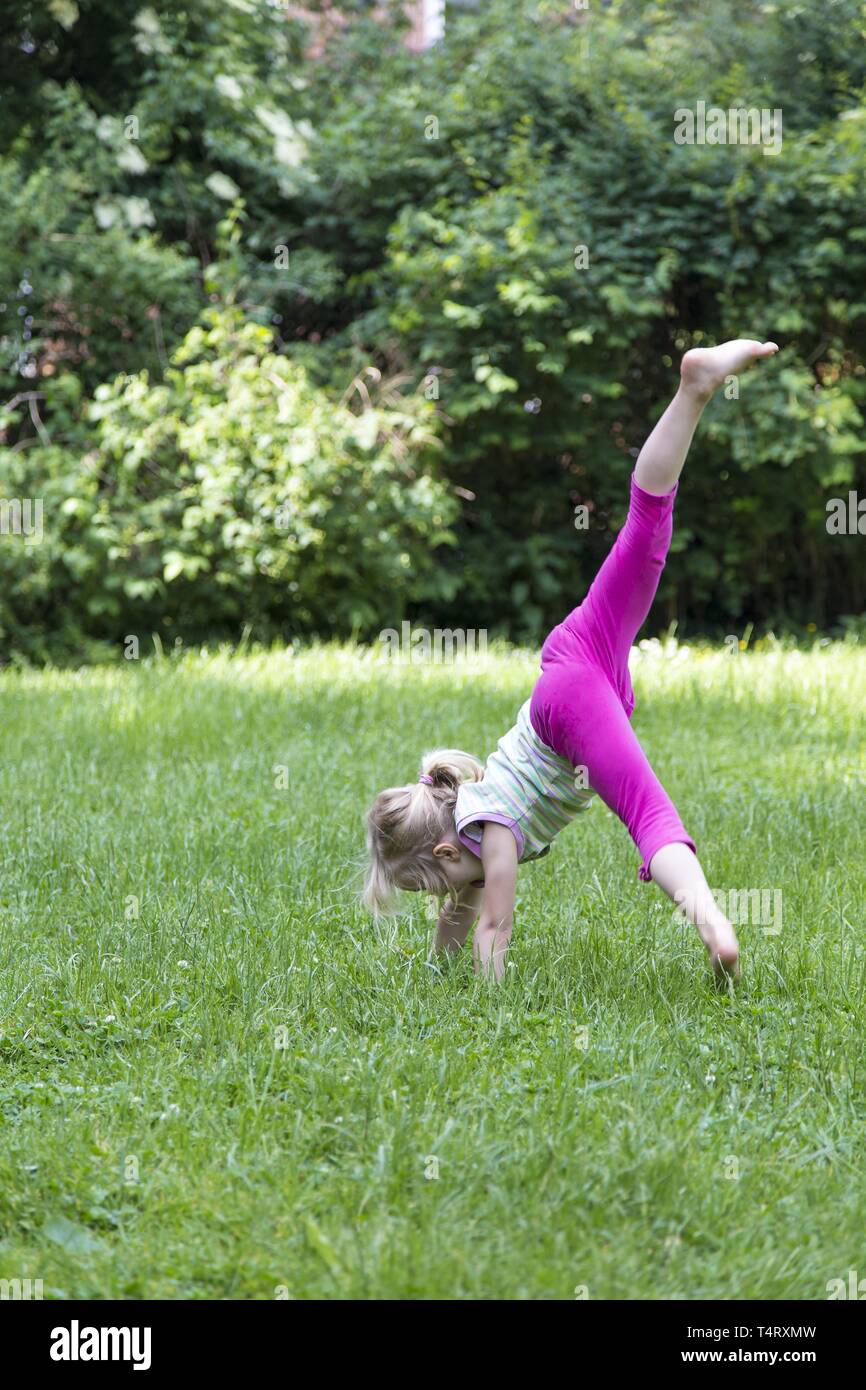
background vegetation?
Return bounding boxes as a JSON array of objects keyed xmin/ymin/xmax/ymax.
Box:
[{"xmin": 2, "ymin": 0, "xmax": 865, "ymax": 661}]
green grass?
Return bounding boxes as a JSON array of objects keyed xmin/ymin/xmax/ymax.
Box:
[{"xmin": 0, "ymin": 640, "xmax": 864, "ymax": 1300}]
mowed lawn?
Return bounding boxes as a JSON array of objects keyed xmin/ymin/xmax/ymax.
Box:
[{"xmin": 0, "ymin": 641, "xmax": 863, "ymax": 1300}]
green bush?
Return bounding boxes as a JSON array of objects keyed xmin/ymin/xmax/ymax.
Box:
[{"xmin": 0, "ymin": 306, "xmax": 456, "ymax": 660}]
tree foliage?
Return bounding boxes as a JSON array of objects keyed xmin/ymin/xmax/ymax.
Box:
[{"xmin": 2, "ymin": 0, "xmax": 865, "ymax": 657}]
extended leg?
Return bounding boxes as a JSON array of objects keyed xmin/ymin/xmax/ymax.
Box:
[
  {"xmin": 531, "ymin": 660, "xmax": 739, "ymax": 978},
  {"xmin": 544, "ymin": 339, "xmax": 780, "ymax": 697}
]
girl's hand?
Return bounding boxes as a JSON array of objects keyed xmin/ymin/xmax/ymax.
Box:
[
  {"xmin": 474, "ymin": 823, "xmax": 519, "ymax": 981},
  {"xmin": 431, "ymin": 883, "xmax": 483, "ymax": 956}
]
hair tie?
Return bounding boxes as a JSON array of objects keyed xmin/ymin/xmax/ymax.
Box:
[{"xmin": 418, "ymin": 774, "xmax": 434, "ymax": 785}]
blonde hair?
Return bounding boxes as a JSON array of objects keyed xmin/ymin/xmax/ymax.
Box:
[{"xmin": 363, "ymin": 749, "xmax": 484, "ymax": 915}]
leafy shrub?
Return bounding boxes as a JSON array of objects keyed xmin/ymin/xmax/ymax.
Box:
[{"xmin": 0, "ymin": 307, "xmax": 457, "ymax": 660}]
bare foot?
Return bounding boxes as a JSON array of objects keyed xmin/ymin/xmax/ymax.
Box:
[
  {"xmin": 691, "ymin": 909, "xmax": 741, "ymax": 983},
  {"xmin": 711, "ymin": 945, "xmax": 741, "ymax": 986},
  {"xmin": 706, "ymin": 923, "xmax": 741, "ymax": 984},
  {"xmin": 681, "ymin": 338, "xmax": 779, "ymax": 401}
]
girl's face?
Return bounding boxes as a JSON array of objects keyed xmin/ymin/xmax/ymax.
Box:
[{"xmin": 432, "ymin": 836, "xmax": 484, "ymax": 890}]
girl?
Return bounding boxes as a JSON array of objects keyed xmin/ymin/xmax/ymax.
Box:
[{"xmin": 364, "ymin": 339, "xmax": 779, "ymax": 981}]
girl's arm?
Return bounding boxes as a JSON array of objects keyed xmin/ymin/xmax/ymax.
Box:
[
  {"xmin": 431, "ymin": 883, "xmax": 483, "ymax": 956},
  {"xmin": 474, "ymin": 823, "xmax": 519, "ymax": 981}
]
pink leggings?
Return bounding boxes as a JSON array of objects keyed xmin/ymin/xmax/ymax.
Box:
[{"xmin": 530, "ymin": 474, "xmax": 696, "ymax": 881}]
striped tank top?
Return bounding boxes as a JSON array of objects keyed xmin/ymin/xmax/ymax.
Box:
[{"xmin": 454, "ymin": 699, "xmax": 594, "ymax": 863}]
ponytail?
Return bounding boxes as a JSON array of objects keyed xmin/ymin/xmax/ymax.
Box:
[{"xmin": 418, "ymin": 748, "xmax": 485, "ymax": 792}]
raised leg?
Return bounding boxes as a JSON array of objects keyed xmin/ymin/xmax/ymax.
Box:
[
  {"xmin": 549, "ymin": 477, "xmax": 678, "ymax": 703},
  {"xmin": 544, "ymin": 339, "xmax": 780, "ymax": 696}
]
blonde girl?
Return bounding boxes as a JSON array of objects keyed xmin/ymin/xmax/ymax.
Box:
[{"xmin": 364, "ymin": 340, "xmax": 779, "ymax": 980}]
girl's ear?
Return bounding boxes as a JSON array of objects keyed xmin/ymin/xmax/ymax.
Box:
[{"xmin": 432, "ymin": 840, "xmax": 461, "ymax": 862}]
